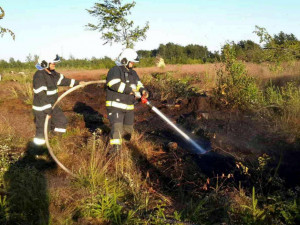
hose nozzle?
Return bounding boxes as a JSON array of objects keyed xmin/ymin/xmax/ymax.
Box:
[{"xmin": 141, "ymin": 96, "xmax": 148, "ymax": 104}]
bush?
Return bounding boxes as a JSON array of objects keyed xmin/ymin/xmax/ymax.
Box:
[
  {"xmin": 214, "ymin": 44, "xmax": 261, "ymax": 110},
  {"xmin": 4, "ymin": 165, "xmax": 49, "ymax": 224},
  {"xmin": 143, "ymin": 72, "xmax": 198, "ymax": 101},
  {"xmin": 136, "ymin": 57, "xmax": 156, "ymax": 68},
  {"xmin": 264, "ymin": 82, "xmax": 300, "ymax": 117},
  {"xmin": 263, "ymin": 81, "xmax": 300, "ymax": 134}
]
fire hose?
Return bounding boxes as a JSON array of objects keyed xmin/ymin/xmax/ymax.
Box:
[
  {"xmin": 44, "ymin": 82, "xmax": 206, "ymax": 176},
  {"xmin": 44, "ymin": 80, "xmax": 106, "ymax": 176},
  {"xmin": 141, "ymin": 96, "xmax": 206, "ymax": 154}
]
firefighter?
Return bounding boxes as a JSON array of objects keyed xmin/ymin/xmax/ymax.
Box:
[
  {"xmin": 106, "ymin": 48, "xmax": 149, "ymax": 153},
  {"xmin": 32, "ymin": 54, "xmax": 85, "ymax": 146}
]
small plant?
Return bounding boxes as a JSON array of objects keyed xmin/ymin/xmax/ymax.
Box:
[
  {"xmin": 240, "ymin": 187, "xmax": 266, "ymax": 224},
  {"xmin": 19, "ymin": 82, "xmax": 33, "ymax": 105},
  {"xmin": 77, "ymin": 178, "xmax": 131, "ymax": 225},
  {"xmin": 8, "ymin": 82, "xmax": 33, "ymax": 104},
  {"xmin": 4, "ymin": 165, "xmax": 49, "ymax": 224},
  {"xmin": 0, "ymin": 145, "xmax": 11, "ymax": 185},
  {"xmin": 214, "ymin": 44, "xmax": 261, "ymax": 110},
  {"xmin": 2, "ymin": 72, "xmax": 32, "ymax": 84},
  {"xmin": 0, "ymin": 195, "xmax": 9, "ymax": 224},
  {"xmin": 263, "ymin": 81, "xmax": 300, "ymax": 134},
  {"xmin": 148, "ymin": 201, "xmax": 169, "ymax": 224},
  {"xmin": 143, "ymin": 72, "xmax": 198, "ymax": 101}
]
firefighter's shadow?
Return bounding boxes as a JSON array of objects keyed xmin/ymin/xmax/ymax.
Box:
[
  {"xmin": 73, "ymin": 102, "xmax": 109, "ymax": 134},
  {"xmin": 3, "ymin": 142, "xmax": 56, "ymax": 225}
]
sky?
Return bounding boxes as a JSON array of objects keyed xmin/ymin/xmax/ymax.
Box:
[{"xmin": 0, "ymin": 0, "xmax": 300, "ymax": 62}]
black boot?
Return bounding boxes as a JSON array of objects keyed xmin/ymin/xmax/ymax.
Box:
[
  {"xmin": 123, "ymin": 133, "xmax": 132, "ymax": 142},
  {"xmin": 28, "ymin": 141, "xmax": 48, "ymax": 156}
]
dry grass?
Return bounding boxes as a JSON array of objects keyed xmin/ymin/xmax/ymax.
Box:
[
  {"xmin": 0, "ymin": 61, "xmax": 299, "ymax": 224},
  {"xmin": 246, "ymin": 61, "xmax": 300, "ymax": 86},
  {"xmin": 8, "ymin": 82, "xmax": 33, "ymax": 105},
  {"xmin": 45, "ymin": 126, "xmax": 173, "ymax": 223},
  {"xmin": 62, "ymin": 62, "xmax": 300, "ymax": 95}
]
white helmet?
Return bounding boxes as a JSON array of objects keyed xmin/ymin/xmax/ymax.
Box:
[
  {"xmin": 118, "ymin": 48, "xmax": 139, "ymax": 65},
  {"xmin": 36, "ymin": 54, "xmax": 61, "ymax": 70}
]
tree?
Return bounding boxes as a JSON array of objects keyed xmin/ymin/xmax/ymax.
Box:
[
  {"xmin": 26, "ymin": 54, "xmax": 33, "ymax": 62},
  {"xmin": 137, "ymin": 49, "xmax": 156, "ymax": 58},
  {"xmin": 0, "ymin": 7, "xmax": 15, "ymax": 40},
  {"xmin": 158, "ymin": 43, "xmax": 187, "ymax": 63},
  {"xmin": 86, "ymin": 0, "xmax": 149, "ymax": 48},
  {"xmin": 274, "ymin": 31, "xmax": 298, "ymax": 45},
  {"xmin": 185, "ymin": 44, "xmax": 209, "ymax": 60},
  {"xmin": 33, "ymin": 54, "xmax": 39, "ymax": 62},
  {"xmin": 253, "ymin": 26, "xmax": 300, "ymax": 71},
  {"xmin": 9, "ymin": 57, "xmax": 15, "ymax": 64},
  {"xmin": 228, "ymin": 40, "xmax": 263, "ymax": 63}
]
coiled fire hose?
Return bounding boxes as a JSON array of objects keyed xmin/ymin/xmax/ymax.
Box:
[{"xmin": 44, "ymin": 80, "xmax": 106, "ymax": 176}]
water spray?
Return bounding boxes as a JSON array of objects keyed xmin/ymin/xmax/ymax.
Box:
[{"xmin": 141, "ymin": 96, "xmax": 206, "ymax": 154}]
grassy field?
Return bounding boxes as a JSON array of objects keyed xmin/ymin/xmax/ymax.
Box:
[{"xmin": 0, "ymin": 60, "xmax": 300, "ymax": 224}]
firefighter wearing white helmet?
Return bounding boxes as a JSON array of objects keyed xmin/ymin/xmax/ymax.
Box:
[
  {"xmin": 36, "ymin": 54, "xmax": 61, "ymax": 70},
  {"xmin": 106, "ymin": 48, "xmax": 149, "ymax": 154},
  {"xmin": 119, "ymin": 48, "xmax": 140, "ymax": 64},
  {"xmin": 32, "ymin": 54, "xmax": 85, "ymax": 146}
]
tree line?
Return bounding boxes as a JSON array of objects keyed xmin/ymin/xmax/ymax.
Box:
[
  {"xmin": 1, "ymin": 29, "xmax": 299, "ymax": 71},
  {"xmin": 0, "ymin": 56, "xmax": 116, "ymax": 70},
  {"xmin": 138, "ymin": 43, "xmax": 219, "ymax": 64},
  {"xmin": 1, "ymin": 0, "xmax": 299, "ymax": 71}
]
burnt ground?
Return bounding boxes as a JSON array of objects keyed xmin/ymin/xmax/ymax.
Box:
[
  {"xmin": 1, "ymin": 78, "xmax": 299, "ymax": 188},
  {"xmin": 1, "ymin": 77, "xmax": 299, "ymax": 223},
  {"xmin": 59, "ymin": 83, "xmax": 300, "ymax": 190}
]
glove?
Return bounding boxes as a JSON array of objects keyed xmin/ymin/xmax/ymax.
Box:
[
  {"xmin": 142, "ymin": 90, "xmax": 149, "ymax": 98},
  {"xmin": 134, "ymin": 91, "xmax": 141, "ymax": 99},
  {"xmin": 130, "ymin": 84, "xmax": 141, "ymax": 99}
]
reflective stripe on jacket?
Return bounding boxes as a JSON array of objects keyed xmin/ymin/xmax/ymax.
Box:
[
  {"xmin": 106, "ymin": 66, "xmax": 145, "ymax": 110},
  {"xmin": 32, "ymin": 70, "xmax": 79, "ymax": 112}
]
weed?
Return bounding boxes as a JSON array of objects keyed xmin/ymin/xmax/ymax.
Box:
[
  {"xmin": 76, "ymin": 178, "xmax": 129, "ymax": 224},
  {"xmin": 2, "ymin": 71, "xmax": 33, "ymax": 84},
  {"xmin": 4, "ymin": 165, "xmax": 49, "ymax": 224},
  {"xmin": 0, "ymin": 145, "xmax": 11, "ymax": 185},
  {"xmin": 9, "ymin": 82, "xmax": 33, "ymax": 105},
  {"xmin": 143, "ymin": 72, "xmax": 198, "ymax": 101},
  {"xmin": 240, "ymin": 187, "xmax": 266, "ymax": 224},
  {"xmin": 214, "ymin": 44, "xmax": 261, "ymax": 110},
  {"xmin": 0, "ymin": 195, "xmax": 9, "ymax": 224},
  {"xmin": 0, "ymin": 133, "xmax": 23, "ymax": 187},
  {"xmin": 148, "ymin": 201, "xmax": 168, "ymax": 224},
  {"xmin": 263, "ymin": 81, "xmax": 300, "ymax": 135},
  {"xmin": 181, "ymin": 193, "xmax": 230, "ymax": 224}
]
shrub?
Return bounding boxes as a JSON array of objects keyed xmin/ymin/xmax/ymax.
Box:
[
  {"xmin": 9, "ymin": 83, "xmax": 33, "ymax": 105},
  {"xmin": 136, "ymin": 57, "xmax": 156, "ymax": 68},
  {"xmin": 143, "ymin": 72, "xmax": 198, "ymax": 101},
  {"xmin": 4, "ymin": 165, "xmax": 49, "ymax": 224},
  {"xmin": 263, "ymin": 81, "xmax": 300, "ymax": 134},
  {"xmin": 214, "ymin": 44, "xmax": 261, "ymax": 110}
]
